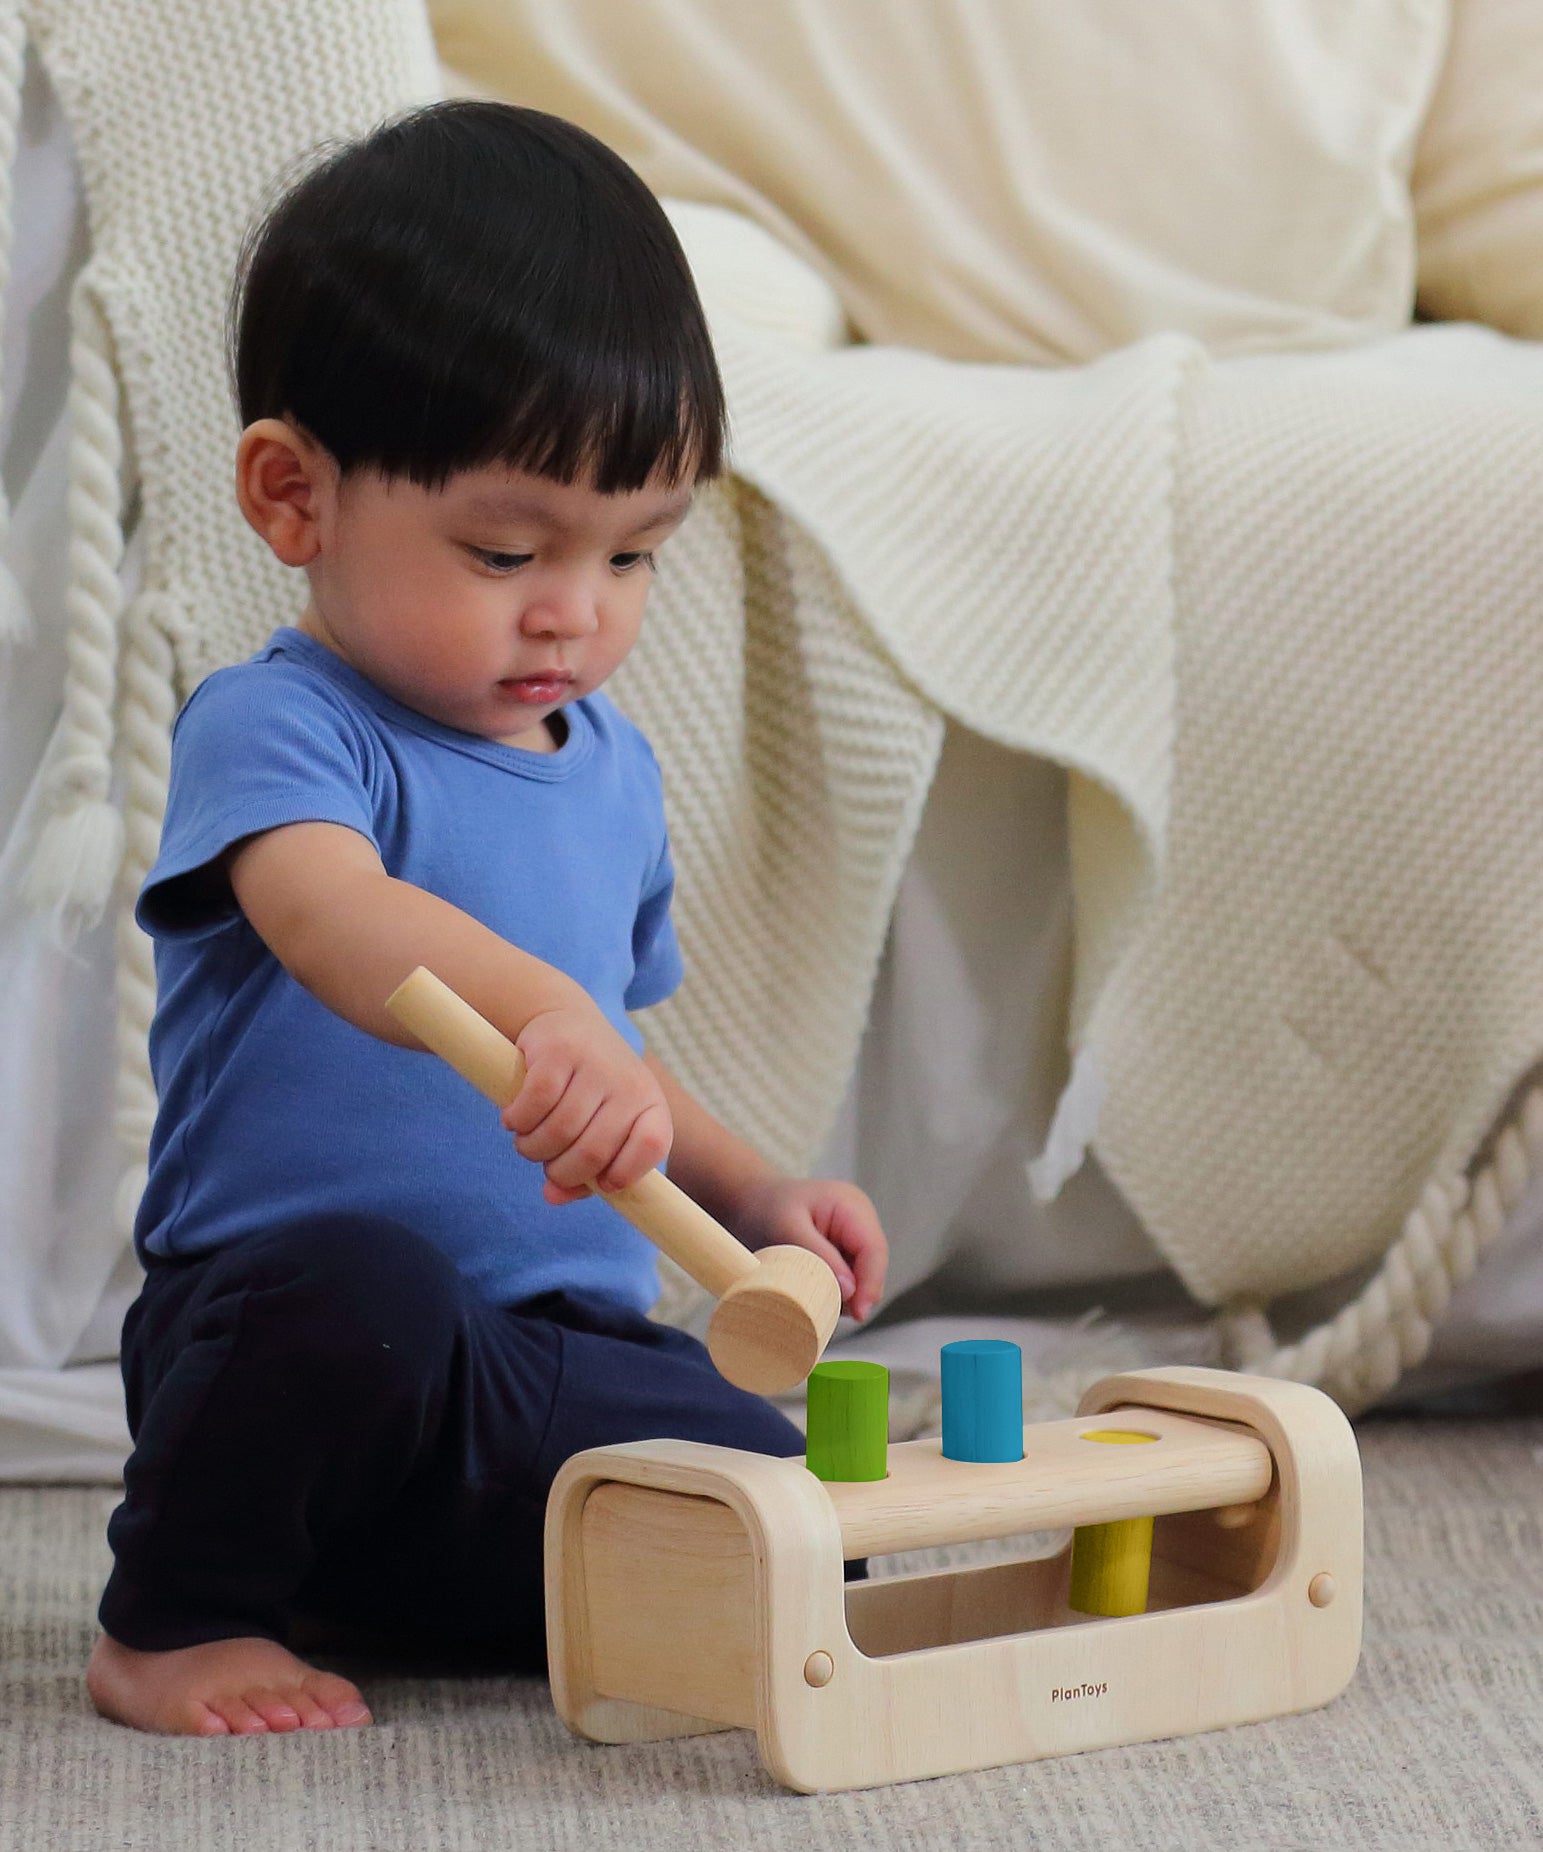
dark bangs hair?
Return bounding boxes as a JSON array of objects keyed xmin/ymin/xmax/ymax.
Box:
[{"xmin": 228, "ymin": 100, "xmax": 726, "ymax": 493}]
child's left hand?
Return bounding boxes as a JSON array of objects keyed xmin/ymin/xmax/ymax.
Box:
[{"xmin": 734, "ymin": 1177, "xmax": 889, "ymax": 1324}]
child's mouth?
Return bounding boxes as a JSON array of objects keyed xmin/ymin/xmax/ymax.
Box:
[{"xmin": 498, "ymin": 675, "xmax": 571, "ymax": 704}]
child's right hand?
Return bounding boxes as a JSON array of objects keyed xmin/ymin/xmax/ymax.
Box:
[{"xmin": 503, "ymin": 1003, "xmax": 673, "ymax": 1205}]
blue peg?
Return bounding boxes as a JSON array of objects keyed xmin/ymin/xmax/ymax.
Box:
[{"xmin": 940, "ymin": 1338, "xmax": 1024, "ymax": 1463}]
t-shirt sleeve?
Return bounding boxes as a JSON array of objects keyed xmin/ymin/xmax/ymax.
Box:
[
  {"xmin": 136, "ymin": 663, "xmax": 381, "ymax": 940},
  {"xmin": 625, "ymin": 828, "xmax": 685, "ymax": 1010},
  {"xmin": 622, "ymin": 833, "xmax": 681, "ymax": 1014}
]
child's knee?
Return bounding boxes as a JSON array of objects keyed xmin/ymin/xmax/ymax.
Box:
[{"xmin": 215, "ymin": 1214, "xmax": 464, "ymax": 1384}]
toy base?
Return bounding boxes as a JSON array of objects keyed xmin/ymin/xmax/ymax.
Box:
[{"xmin": 546, "ymin": 1368, "xmax": 1364, "ymax": 1792}]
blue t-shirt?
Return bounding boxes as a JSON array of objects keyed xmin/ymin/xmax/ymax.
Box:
[{"xmin": 133, "ymin": 625, "xmax": 684, "ymax": 1313}]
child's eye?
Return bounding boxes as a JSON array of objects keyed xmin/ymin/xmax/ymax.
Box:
[
  {"xmin": 471, "ymin": 548, "xmax": 533, "ymax": 574},
  {"xmin": 611, "ymin": 551, "xmax": 657, "ymax": 574}
]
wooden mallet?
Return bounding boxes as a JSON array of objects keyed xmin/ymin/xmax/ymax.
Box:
[{"xmin": 384, "ymin": 966, "xmax": 842, "ymax": 1395}]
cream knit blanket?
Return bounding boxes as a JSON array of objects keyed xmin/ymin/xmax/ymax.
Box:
[{"xmin": 16, "ymin": 0, "xmax": 1543, "ymax": 1413}]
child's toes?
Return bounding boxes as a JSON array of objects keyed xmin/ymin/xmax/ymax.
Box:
[
  {"xmin": 281, "ymin": 1690, "xmax": 336, "ymax": 1730},
  {"xmin": 243, "ymin": 1687, "xmax": 303, "ymax": 1731},
  {"xmin": 301, "ymin": 1672, "xmax": 371, "ymax": 1726},
  {"xmin": 188, "ymin": 1701, "xmax": 232, "ymax": 1737},
  {"xmin": 212, "ymin": 1696, "xmax": 269, "ymax": 1735}
]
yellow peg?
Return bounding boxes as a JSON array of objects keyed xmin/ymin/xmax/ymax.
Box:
[{"xmin": 1068, "ymin": 1430, "xmax": 1159, "ymax": 1617}]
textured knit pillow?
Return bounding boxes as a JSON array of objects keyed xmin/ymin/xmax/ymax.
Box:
[
  {"xmin": 1413, "ymin": 0, "xmax": 1543, "ymax": 335},
  {"xmin": 430, "ymin": 0, "xmax": 1446, "ymax": 365}
]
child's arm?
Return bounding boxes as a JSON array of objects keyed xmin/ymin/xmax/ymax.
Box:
[
  {"xmin": 227, "ymin": 818, "xmax": 672, "ymax": 1196},
  {"xmin": 638, "ymin": 1050, "xmax": 778, "ymax": 1226},
  {"xmin": 227, "ymin": 816, "xmax": 886, "ymax": 1311},
  {"xmin": 227, "ymin": 819, "xmax": 589, "ymax": 1043}
]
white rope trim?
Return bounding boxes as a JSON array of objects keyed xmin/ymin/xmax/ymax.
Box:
[
  {"xmin": 0, "ymin": 3, "xmax": 29, "ymax": 644},
  {"xmin": 111, "ymin": 588, "xmax": 179, "ymax": 1239},
  {"xmin": 1222, "ymin": 1081, "xmax": 1543, "ymax": 1413},
  {"xmin": 21, "ymin": 271, "xmax": 126, "ymax": 928}
]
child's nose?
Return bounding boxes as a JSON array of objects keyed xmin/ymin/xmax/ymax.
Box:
[{"xmin": 521, "ymin": 585, "xmax": 598, "ymax": 637}]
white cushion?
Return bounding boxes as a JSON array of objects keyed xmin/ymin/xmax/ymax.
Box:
[
  {"xmin": 1413, "ymin": 0, "xmax": 1543, "ymax": 336},
  {"xmin": 431, "ymin": 0, "xmax": 1445, "ymax": 363}
]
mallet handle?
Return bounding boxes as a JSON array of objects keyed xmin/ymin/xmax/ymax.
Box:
[{"xmin": 385, "ymin": 966, "xmax": 759, "ymax": 1299}]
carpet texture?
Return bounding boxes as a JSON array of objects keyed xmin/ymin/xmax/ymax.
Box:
[{"xmin": 1, "ymin": 1412, "xmax": 1540, "ymax": 1850}]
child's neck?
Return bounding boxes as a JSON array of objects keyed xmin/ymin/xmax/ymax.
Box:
[
  {"xmin": 295, "ymin": 605, "xmax": 566, "ymax": 753},
  {"xmin": 499, "ymin": 712, "xmax": 567, "ymax": 753}
]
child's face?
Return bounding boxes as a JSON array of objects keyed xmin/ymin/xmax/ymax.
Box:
[{"xmin": 294, "ymin": 449, "xmax": 693, "ymax": 749}]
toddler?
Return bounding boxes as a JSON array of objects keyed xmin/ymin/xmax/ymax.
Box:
[{"xmin": 86, "ymin": 100, "xmax": 888, "ymax": 1738}]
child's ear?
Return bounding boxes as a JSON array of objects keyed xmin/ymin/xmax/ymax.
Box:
[{"xmin": 234, "ymin": 418, "xmax": 333, "ymax": 567}]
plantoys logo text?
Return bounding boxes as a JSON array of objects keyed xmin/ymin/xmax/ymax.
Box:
[{"xmin": 1050, "ymin": 1683, "xmax": 1108, "ymax": 1703}]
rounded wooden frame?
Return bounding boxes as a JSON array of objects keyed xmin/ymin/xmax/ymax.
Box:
[{"xmin": 545, "ymin": 1366, "xmax": 1363, "ymax": 1793}]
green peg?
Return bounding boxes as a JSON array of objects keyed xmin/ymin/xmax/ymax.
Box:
[{"xmin": 805, "ymin": 1359, "xmax": 889, "ymax": 1482}]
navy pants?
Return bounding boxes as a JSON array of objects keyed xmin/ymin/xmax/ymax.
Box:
[{"xmin": 99, "ymin": 1214, "xmax": 810, "ymax": 1669}]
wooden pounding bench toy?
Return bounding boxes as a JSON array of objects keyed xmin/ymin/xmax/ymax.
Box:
[
  {"xmin": 545, "ymin": 1360, "xmax": 1364, "ymax": 1793},
  {"xmin": 382, "ymin": 970, "xmax": 1362, "ymax": 1792}
]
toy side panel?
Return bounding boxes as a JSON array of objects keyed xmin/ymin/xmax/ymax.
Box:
[
  {"xmin": 580, "ymin": 1483, "xmax": 760, "ymax": 1731},
  {"xmin": 764, "ymin": 1579, "xmax": 1357, "ymax": 1792},
  {"xmin": 1152, "ymin": 1475, "xmax": 1283, "ymax": 1594}
]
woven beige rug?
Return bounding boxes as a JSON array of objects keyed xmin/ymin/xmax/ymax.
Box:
[{"xmin": 2, "ymin": 1411, "xmax": 1540, "ymax": 1850}]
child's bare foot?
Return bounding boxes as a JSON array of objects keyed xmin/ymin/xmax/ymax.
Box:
[{"xmin": 86, "ymin": 1630, "xmax": 373, "ymax": 1736}]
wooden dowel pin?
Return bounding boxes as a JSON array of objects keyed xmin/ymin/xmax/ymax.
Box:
[
  {"xmin": 933, "ymin": 1340, "xmax": 1158, "ymax": 1615},
  {"xmin": 940, "ymin": 1339, "xmax": 1024, "ymax": 1463},
  {"xmin": 805, "ymin": 1360, "xmax": 889, "ymax": 1483},
  {"xmin": 1068, "ymin": 1430, "xmax": 1158, "ymax": 1616},
  {"xmin": 384, "ymin": 966, "xmax": 841, "ymax": 1395}
]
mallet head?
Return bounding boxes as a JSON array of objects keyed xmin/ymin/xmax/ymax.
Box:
[{"xmin": 706, "ymin": 1244, "xmax": 843, "ymax": 1394}]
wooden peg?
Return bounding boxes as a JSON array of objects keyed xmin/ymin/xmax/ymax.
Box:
[
  {"xmin": 384, "ymin": 966, "xmax": 841, "ymax": 1394},
  {"xmin": 1068, "ymin": 1429, "xmax": 1159, "ymax": 1616},
  {"xmin": 940, "ymin": 1338, "xmax": 1024, "ymax": 1463},
  {"xmin": 805, "ymin": 1360, "xmax": 889, "ymax": 1482}
]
